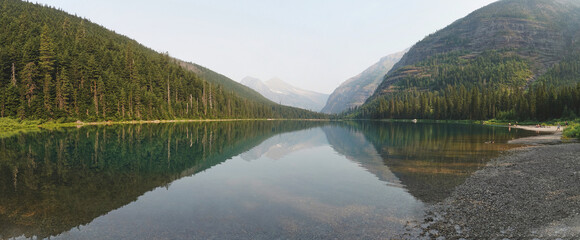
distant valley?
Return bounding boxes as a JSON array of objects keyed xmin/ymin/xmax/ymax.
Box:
[{"xmin": 241, "ymin": 77, "xmax": 329, "ymax": 112}]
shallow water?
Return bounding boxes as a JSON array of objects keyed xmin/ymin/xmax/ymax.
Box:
[{"xmin": 0, "ymin": 121, "xmax": 540, "ymax": 239}]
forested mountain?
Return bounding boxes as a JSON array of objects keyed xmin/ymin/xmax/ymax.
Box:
[
  {"xmin": 322, "ymin": 50, "xmax": 406, "ymax": 114},
  {"xmin": 354, "ymin": 0, "xmax": 580, "ymax": 121},
  {"xmin": 176, "ymin": 61, "xmax": 274, "ymax": 105},
  {"xmin": 241, "ymin": 77, "xmax": 329, "ymax": 112},
  {"xmin": 0, "ymin": 0, "xmax": 324, "ymax": 121}
]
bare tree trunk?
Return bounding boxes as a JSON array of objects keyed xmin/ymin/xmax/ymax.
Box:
[
  {"xmin": 167, "ymin": 74, "xmax": 171, "ymax": 108},
  {"xmin": 209, "ymin": 83, "xmax": 213, "ymax": 110},
  {"xmin": 202, "ymin": 85, "xmax": 207, "ymax": 115},
  {"xmin": 93, "ymin": 80, "xmax": 99, "ymax": 116},
  {"xmin": 11, "ymin": 63, "xmax": 16, "ymax": 86}
]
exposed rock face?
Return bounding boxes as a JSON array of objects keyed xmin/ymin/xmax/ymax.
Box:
[
  {"xmin": 322, "ymin": 50, "xmax": 406, "ymax": 114},
  {"xmin": 373, "ymin": 0, "xmax": 580, "ymax": 98},
  {"xmin": 241, "ymin": 77, "xmax": 329, "ymax": 112}
]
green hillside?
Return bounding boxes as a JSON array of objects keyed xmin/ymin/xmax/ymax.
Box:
[
  {"xmin": 0, "ymin": 0, "xmax": 324, "ymax": 121},
  {"xmin": 354, "ymin": 0, "xmax": 580, "ymax": 121},
  {"xmin": 176, "ymin": 60, "xmax": 275, "ymax": 104}
]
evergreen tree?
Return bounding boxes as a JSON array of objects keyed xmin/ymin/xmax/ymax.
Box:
[
  {"xmin": 40, "ymin": 25, "xmax": 55, "ymax": 117},
  {"xmin": 0, "ymin": 1, "xmax": 326, "ymax": 121}
]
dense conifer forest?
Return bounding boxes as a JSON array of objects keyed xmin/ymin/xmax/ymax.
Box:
[
  {"xmin": 0, "ymin": 0, "xmax": 324, "ymax": 121},
  {"xmin": 352, "ymin": 0, "xmax": 580, "ymax": 122},
  {"xmin": 349, "ymin": 50, "xmax": 580, "ymax": 121}
]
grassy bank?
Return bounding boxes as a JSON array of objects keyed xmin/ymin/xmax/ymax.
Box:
[
  {"xmin": 484, "ymin": 118, "xmax": 579, "ymax": 139},
  {"xmin": 0, "ymin": 118, "xmax": 43, "ymax": 138},
  {"xmin": 3, "ymin": 117, "xmax": 578, "ymax": 139},
  {"xmin": 564, "ymin": 123, "xmax": 580, "ymax": 139},
  {"xmin": 0, "ymin": 117, "xmax": 332, "ymax": 139}
]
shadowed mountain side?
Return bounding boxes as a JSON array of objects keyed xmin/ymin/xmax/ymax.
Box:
[
  {"xmin": 240, "ymin": 128, "xmax": 327, "ymax": 161},
  {"xmin": 321, "ymin": 125, "xmax": 401, "ymax": 186},
  {"xmin": 322, "ymin": 50, "xmax": 406, "ymax": 114},
  {"xmin": 0, "ymin": 121, "xmax": 325, "ymax": 239}
]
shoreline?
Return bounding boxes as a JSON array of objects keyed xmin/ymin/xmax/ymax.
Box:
[
  {"xmin": 69, "ymin": 118, "xmax": 331, "ymax": 127},
  {"xmin": 511, "ymin": 124, "xmax": 564, "ymax": 133},
  {"xmin": 508, "ymin": 125, "xmax": 566, "ymax": 145},
  {"xmin": 416, "ymin": 129, "xmax": 580, "ymax": 239},
  {"xmin": 0, "ymin": 118, "xmax": 332, "ymax": 139}
]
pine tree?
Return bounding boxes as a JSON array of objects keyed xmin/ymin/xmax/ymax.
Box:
[
  {"xmin": 0, "ymin": 1, "xmax": 324, "ymax": 121},
  {"xmin": 39, "ymin": 25, "xmax": 55, "ymax": 116},
  {"xmin": 55, "ymin": 67, "xmax": 71, "ymax": 111},
  {"xmin": 21, "ymin": 62, "xmax": 38, "ymax": 108}
]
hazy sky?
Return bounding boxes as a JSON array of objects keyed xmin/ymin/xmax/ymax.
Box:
[{"xmin": 34, "ymin": 0, "xmax": 497, "ymax": 94}]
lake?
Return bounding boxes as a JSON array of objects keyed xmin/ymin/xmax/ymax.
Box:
[{"xmin": 0, "ymin": 121, "xmax": 540, "ymax": 239}]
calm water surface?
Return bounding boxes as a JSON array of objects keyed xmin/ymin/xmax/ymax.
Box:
[{"xmin": 0, "ymin": 121, "xmax": 540, "ymax": 239}]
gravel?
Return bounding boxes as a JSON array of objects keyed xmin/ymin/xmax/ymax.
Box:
[{"xmin": 412, "ymin": 142, "xmax": 580, "ymax": 239}]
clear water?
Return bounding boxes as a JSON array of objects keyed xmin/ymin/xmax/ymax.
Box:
[{"xmin": 0, "ymin": 121, "xmax": 539, "ymax": 239}]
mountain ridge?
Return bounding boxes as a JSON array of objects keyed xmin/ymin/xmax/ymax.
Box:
[
  {"xmin": 322, "ymin": 50, "xmax": 406, "ymax": 114},
  {"xmin": 355, "ymin": 0, "xmax": 580, "ymax": 121},
  {"xmin": 372, "ymin": 0, "xmax": 580, "ymax": 99},
  {"xmin": 176, "ymin": 60, "xmax": 275, "ymax": 104},
  {"xmin": 241, "ymin": 77, "xmax": 329, "ymax": 112},
  {"xmin": 0, "ymin": 0, "xmax": 323, "ymax": 120}
]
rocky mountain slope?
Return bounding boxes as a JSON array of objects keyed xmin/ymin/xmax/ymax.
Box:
[
  {"xmin": 322, "ymin": 50, "xmax": 406, "ymax": 114},
  {"xmin": 371, "ymin": 0, "xmax": 580, "ymax": 99},
  {"xmin": 352, "ymin": 0, "xmax": 580, "ymax": 121},
  {"xmin": 241, "ymin": 77, "xmax": 329, "ymax": 112}
]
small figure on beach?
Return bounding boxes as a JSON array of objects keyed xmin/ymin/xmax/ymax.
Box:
[
  {"xmin": 515, "ymin": 121, "xmax": 518, "ymax": 126},
  {"xmin": 509, "ymin": 122, "xmax": 512, "ymax": 127},
  {"xmin": 557, "ymin": 123, "xmax": 561, "ymax": 131},
  {"xmin": 566, "ymin": 121, "xmax": 569, "ymax": 127}
]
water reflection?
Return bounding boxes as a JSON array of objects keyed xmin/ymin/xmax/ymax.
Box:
[
  {"xmin": 0, "ymin": 121, "xmax": 325, "ymax": 239},
  {"xmin": 240, "ymin": 127, "xmax": 327, "ymax": 161},
  {"xmin": 0, "ymin": 121, "xmax": 539, "ymax": 239},
  {"xmin": 350, "ymin": 121, "xmax": 537, "ymax": 203}
]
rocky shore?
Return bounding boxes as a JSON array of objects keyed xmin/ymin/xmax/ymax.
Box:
[{"xmin": 413, "ymin": 130, "xmax": 580, "ymax": 239}]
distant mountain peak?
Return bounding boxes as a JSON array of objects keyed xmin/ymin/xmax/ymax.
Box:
[{"xmin": 241, "ymin": 77, "xmax": 329, "ymax": 112}]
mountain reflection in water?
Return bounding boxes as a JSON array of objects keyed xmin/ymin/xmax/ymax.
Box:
[{"xmin": 0, "ymin": 121, "xmax": 538, "ymax": 239}]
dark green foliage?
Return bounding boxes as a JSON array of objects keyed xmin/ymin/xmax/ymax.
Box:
[
  {"xmin": 535, "ymin": 51, "xmax": 580, "ymax": 87},
  {"xmin": 364, "ymin": 0, "xmax": 580, "ymax": 122},
  {"xmin": 353, "ymin": 48, "xmax": 580, "ymax": 121},
  {"xmin": 350, "ymin": 82, "xmax": 580, "ymax": 121},
  {"xmin": 0, "ymin": 0, "xmax": 324, "ymax": 121},
  {"xmin": 393, "ymin": 50, "xmax": 531, "ymax": 91},
  {"xmin": 563, "ymin": 122, "xmax": 580, "ymax": 139},
  {"xmin": 177, "ymin": 61, "xmax": 274, "ymax": 104}
]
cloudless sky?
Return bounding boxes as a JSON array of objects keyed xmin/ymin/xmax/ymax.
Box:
[{"xmin": 34, "ymin": 0, "xmax": 497, "ymax": 94}]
